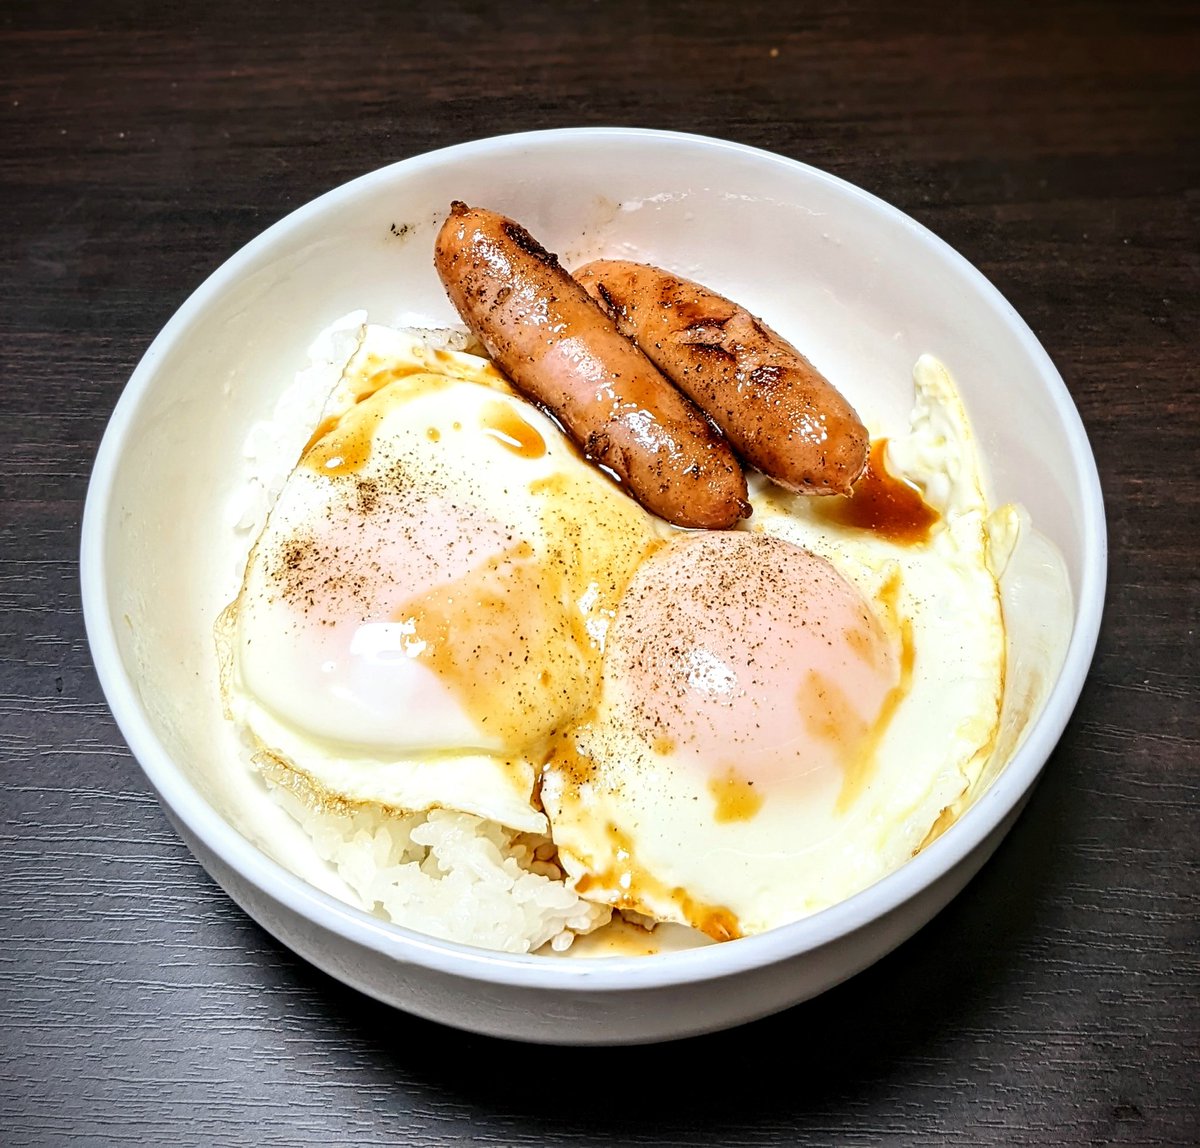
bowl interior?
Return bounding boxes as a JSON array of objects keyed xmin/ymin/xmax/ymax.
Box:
[{"xmin": 85, "ymin": 128, "xmax": 1098, "ymax": 962}]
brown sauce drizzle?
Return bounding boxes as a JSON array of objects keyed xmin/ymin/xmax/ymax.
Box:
[
  {"xmin": 566, "ymin": 821, "xmax": 743, "ymax": 942},
  {"xmin": 300, "ymin": 401, "xmax": 383, "ymax": 476},
  {"xmin": 299, "ymin": 414, "xmax": 341, "ymax": 460},
  {"xmin": 299, "ymin": 370, "xmax": 457, "ymax": 476},
  {"xmin": 788, "ymin": 569, "xmax": 916, "ymax": 812},
  {"xmin": 836, "ymin": 615, "xmax": 915, "ymax": 812},
  {"xmin": 389, "ymin": 540, "xmax": 576, "ymax": 750},
  {"xmin": 480, "ymin": 400, "xmax": 546, "ymax": 459},
  {"xmin": 815, "ymin": 439, "xmax": 939, "ymax": 543},
  {"xmin": 707, "ymin": 765, "xmax": 765, "ymax": 823},
  {"xmin": 354, "ymin": 363, "xmax": 425, "ymax": 402},
  {"xmin": 566, "ymin": 914, "xmax": 661, "ymax": 957}
]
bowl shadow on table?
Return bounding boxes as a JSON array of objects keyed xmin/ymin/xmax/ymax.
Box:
[{"xmin": 263, "ymin": 731, "xmax": 1076, "ymax": 1135}]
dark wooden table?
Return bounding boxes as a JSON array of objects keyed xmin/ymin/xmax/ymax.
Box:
[{"xmin": 3, "ymin": 2, "xmax": 1197, "ymax": 1143}]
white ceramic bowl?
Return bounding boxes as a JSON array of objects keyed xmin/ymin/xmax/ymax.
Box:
[{"xmin": 82, "ymin": 128, "xmax": 1105, "ymax": 1045}]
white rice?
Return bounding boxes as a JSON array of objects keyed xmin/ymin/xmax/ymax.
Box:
[
  {"xmin": 267, "ymin": 784, "xmax": 609, "ymax": 954},
  {"xmin": 225, "ymin": 314, "xmax": 612, "ymax": 955}
]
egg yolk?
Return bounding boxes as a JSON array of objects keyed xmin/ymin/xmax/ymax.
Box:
[{"xmin": 597, "ymin": 531, "xmax": 902, "ymax": 802}]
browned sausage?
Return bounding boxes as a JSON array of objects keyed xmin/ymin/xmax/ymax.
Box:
[
  {"xmin": 433, "ymin": 204, "xmax": 750, "ymax": 529},
  {"xmin": 574, "ymin": 260, "xmax": 869, "ymax": 496}
]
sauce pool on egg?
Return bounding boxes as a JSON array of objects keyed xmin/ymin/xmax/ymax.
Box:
[{"xmin": 814, "ymin": 438, "xmax": 940, "ymax": 544}]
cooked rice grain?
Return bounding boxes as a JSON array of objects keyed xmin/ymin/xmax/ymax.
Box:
[{"xmin": 268, "ymin": 783, "xmax": 610, "ymax": 954}]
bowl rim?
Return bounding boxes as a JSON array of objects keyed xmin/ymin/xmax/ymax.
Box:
[{"xmin": 80, "ymin": 125, "xmax": 1107, "ymax": 992}]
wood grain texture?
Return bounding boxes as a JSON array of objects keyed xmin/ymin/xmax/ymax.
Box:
[{"xmin": 1, "ymin": 0, "xmax": 1197, "ymax": 1144}]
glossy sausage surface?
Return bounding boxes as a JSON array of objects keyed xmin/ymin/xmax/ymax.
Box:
[
  {"xmin": 434, "ymin": 205, "xmax": 750, "ymax": 529},
  {"xmin": 575, "ymin": 259, "xmax": 869, "ymax": 496}
]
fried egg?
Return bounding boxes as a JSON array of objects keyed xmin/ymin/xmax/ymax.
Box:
[
  {"xmin": 539, "ymin": 355, "xmax": 1010, "ymax": 939},
  {"xmin": 219, "ymin": 324, "xmax": 660, "ymax": 835},
  {"xmin": 222, "ymin": 319, "xmax": 1010, "ymax": 951}
]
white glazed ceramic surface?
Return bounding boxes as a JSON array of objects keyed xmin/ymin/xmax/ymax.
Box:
[{"xmin": 81, "ymin": 128, "xmax": 1105, "ymax": 1045}]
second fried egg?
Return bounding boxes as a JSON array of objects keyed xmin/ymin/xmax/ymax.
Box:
[{"xmin": 540, "ymin": 355, "xmax": 1010, "ymax": 938}]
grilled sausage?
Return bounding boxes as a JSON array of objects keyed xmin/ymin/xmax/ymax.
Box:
[
  {"xmin": 434, "ymin": 204, "xmax": 750, "ymax": 529},
  {"xmin": 575, "ymin": 260, "xmax": 869, "ymax": 496}
]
